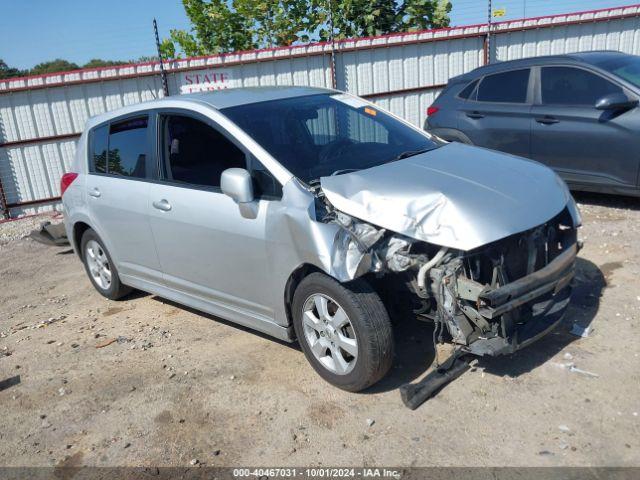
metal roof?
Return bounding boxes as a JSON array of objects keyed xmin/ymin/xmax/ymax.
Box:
[{"xmin": 2, "ymin": 4, "xmax": 639, "ymax": 94}]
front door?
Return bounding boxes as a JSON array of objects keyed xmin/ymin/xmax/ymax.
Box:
[
  {"xmin": 147, "ymin": 112, "xmax": 277, "ymax": 321},
  {"xmin": 531, "ymin": 66, "xmax": 640, "ymax": 188}
]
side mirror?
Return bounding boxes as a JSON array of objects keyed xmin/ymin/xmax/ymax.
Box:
[
  {"xmin": 595, "ymin": 92, "xmax": 638, "ymax": 111},
  {"xmin": 221, "ymin": 168, "xmax": 254, "ymax": 203}
]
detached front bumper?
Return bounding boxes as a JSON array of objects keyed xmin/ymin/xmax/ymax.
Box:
[{"xmin": 465, "ymin": 243, "xmax": 578, "ymax": 356}]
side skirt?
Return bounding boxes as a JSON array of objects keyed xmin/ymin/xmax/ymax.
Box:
[{"xmin": 120, "ymin": 274, "xmax": 295, "ymax": 342}]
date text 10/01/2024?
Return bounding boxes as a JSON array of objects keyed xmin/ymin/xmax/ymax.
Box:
[{"xmin": 232, "ymin": 468, "xmax": 403, "ymax": 478}]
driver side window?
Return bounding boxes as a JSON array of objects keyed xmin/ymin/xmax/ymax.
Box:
[
  {"xmin": 162, "ymin": 114, "xmax": 245, "ymax": 189},
  {"xmin": 160, "ymin": 114, "xmax": 281, "ymax": 198},
  {"xmin": 541, "ymin": 67, "xmax": 622, "ymax": 106}
]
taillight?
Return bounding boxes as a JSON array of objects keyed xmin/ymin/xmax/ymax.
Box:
[
  {"xmin": 60, "ymin": 172, "xmax": 78, "ymax": 196},
  {"xmin": 427, "ymin": 105, "xmax": 440, "ymax": 116}
]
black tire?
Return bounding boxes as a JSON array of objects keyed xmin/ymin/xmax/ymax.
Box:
[
  {"xmin": 80, "ymin": 229, "xmax": 132, "ymax": 300},
  {"xmin": 292, "ymin": 272, "xmax": 394, "ymax": 392}
]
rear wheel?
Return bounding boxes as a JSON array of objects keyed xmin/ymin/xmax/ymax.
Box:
[
  {"xmin": 81, "ymin": 229, "xmax": 131, "ymax": 300},
  {"xmin": 292, "ymin": 273, "xmax": 394, "ymax": 392}
]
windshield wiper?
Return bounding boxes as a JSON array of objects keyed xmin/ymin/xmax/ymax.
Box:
[
  {"xmin": 330, "ymin": 168, "xmax": 360, "ymax": 176},
  {"xmin": 392, "ymin": 147, "xmax": 434, "ymax": 161}
]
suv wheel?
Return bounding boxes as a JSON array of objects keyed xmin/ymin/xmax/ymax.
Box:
[
  {"xmin": 81, "ymin": 229, "xmax": 131, "ymax": 300},
  {"xmin": 292, "ymin": 273, "xmax": 394, "ymax": 392}
]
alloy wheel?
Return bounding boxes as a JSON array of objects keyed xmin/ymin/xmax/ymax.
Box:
[
  {"xmin": 301, "ymin": 294, "xmax": 358, "ymax": 375},
  {"xmin": 85, "ymin": 240, "xmax": 112, "ymax": 290}
]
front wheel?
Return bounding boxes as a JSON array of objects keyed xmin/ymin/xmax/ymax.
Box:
[
  {"xmin": 292, "ymin": 273, "xmax": 394, "ymax": 392},
  {"xmin": 81, "ymin": 229, "xmax": 131, "ymax": 300}
]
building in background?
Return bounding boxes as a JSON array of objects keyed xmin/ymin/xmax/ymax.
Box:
[{"xmin": 1, "ymin": 4, "xmax": 640, "ymax": 218}]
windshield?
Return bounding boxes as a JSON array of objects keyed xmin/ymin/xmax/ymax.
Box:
[
  {"xmin": 595, "ymin": 55, "xmax": 640, "ymax": 89},
  {"xmin": 222, "ymin": 93, "xmax": 438, "ymax": 183}
]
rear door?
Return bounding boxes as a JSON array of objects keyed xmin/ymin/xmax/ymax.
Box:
[
  {"xmin": 85, "ymin": 115, "xmax": 162, "ymax": 283},
  {"xmin": 530, "ymin": 65, "xmax": 640, "ymax": 188},
  {"xmin": 458, "ymin": 68, "xmax": 533, "ymax": 158}
]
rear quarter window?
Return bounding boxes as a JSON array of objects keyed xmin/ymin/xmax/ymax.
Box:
[{"xmin": 458, "ymin": 79, "xmax": 479, "ymax": 99}]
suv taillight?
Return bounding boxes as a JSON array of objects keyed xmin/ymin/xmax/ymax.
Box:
[
  {"xmin": 60, "ymin": 172, "xmax": 78, "ymax": 196},
  {"xmin": 427, "ymin": 105, "xmax": 440, "ymax": 116}
]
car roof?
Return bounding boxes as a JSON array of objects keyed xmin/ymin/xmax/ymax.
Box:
[
  {"xmin": 454, "ymin": 50, "xmax": 632, "ymax": 81},
  {"xmin": 86, "ymin": 86, "xmax": 335, "ymax": 127}
]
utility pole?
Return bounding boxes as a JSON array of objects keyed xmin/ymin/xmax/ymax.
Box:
[
  {"xmin": 0, "ymin": 179, "xmax": 8, "ymax": 219},
  {"xmin": 327, "ymin": 0, "xmax": 338, "ymax": 89},
  {"xmin": 486, "ymin": 0, "xmax": 492, "ymax": 64},
  {"xmin": 153, "ymin": 18, "xmax": 170, "ymax": 97}
]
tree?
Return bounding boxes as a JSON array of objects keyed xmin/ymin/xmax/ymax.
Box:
[
  {"xmin": 161, "ymin": 0, "xmax": 451, "ymax": 59},
  {"xmin": 30, "ymin": 59, "xmax": 80, "ymax": 75},
  {"xmin": 1, "ymin": 58, "xmax": 138, "ymax": 79},
  {"xmin": 0, "ymin": 59, "xmax": 26, "ymax": 79},
  {"xmin": 136, "ymin": 55, "xmax": 160, "ymax": 63},
  {"xmin": 400, "ymin": 0, "xmax": 452, "ymax": 31},
  {"xmin": 319, "ymin": 0, "xmax": 399, "ymax": 40},
  {"xmin": 83, "ymin": 59, "xmax": 128, "ymax": 68}
]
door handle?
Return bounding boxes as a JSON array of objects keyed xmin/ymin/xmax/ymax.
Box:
[
  {"xmin": 536, "ymin": 116, "xmax": 559, "ymax": 125},
  {"xmin": 466, "ymin": 111, "xmax": 484, "ymax": 119},
  {"xmin": 88, "ymin": 188, "xmax": 101, "ymax": 198},
  {"xmin": 152, "ymin": 199, "xmax": 172, "ymax": 212}
]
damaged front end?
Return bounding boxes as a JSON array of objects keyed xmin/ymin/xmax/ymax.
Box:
[
  {"xmin": 319, "ymin": 196, "xmax": 579, "ymax": 358},
  {"xmin": 415, "ymin": 207, "xmax": 578, "ymax": 356},
  {"xmin": 315, "ymin": 143, "xmax": 582, "ymax": 359}
]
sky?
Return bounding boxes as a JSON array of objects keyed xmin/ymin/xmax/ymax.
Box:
[{"xmin": 0, "ymin": 0, "xmax": 635, "ymax": 70}]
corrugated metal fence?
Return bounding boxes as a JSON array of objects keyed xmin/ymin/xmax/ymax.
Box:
[{"xmin": 1, "ymin": 4, "xmax": 640, "ymax": 217}]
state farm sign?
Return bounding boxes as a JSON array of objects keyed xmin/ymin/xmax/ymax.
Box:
[{"xmin": 178, "ymin": 69, "xmax": 238, "ymax": 94}]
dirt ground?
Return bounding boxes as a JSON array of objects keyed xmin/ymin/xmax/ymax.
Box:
[{"xmin": 1, "ymin": 193, "xmax": 639, "ymax": 468}]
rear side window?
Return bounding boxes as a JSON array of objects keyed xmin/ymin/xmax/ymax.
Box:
[
  {"xmin": 90, "ymin": 125, "xmax": 108, "ymax": 173},
  {"xmin": 458, "ymin": 79, "xmax": 479, "ymax": 99},
  {"xmin": 541, "ymin": 67, "xmax": 623, "ymax": 106},
  {"xmin": 477, "ymin": 69, "xmax": 530, "ymax": 103},
  {"xmin": 107, "ymin": 117, "xmax": 148, "ymax": 178}
]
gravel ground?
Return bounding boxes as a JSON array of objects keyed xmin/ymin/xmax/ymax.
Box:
[
  {"xmin": 0, "ymin": 194, "xmax": 639, "ymax": 468},
  {"xmin": 0, "ymin": 213, "xmax": 63, "ymax": 248}
]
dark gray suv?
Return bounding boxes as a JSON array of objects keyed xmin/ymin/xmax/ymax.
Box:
[{"xmin": 425, "ymin": 51, "xmax": 640, "ymax": 197}]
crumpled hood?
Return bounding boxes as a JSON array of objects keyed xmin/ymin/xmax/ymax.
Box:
[{"xmin": 320, "ymin": 142, "xmax": 572, "ymax": 251}]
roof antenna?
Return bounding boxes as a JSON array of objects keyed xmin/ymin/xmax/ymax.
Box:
[{"xmin": 153, "ymin": 18, "xmax": 170, "ymax": 97}]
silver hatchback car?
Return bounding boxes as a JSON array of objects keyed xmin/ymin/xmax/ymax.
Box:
[{"xmin": 62, "ymin": 87, "xmax": 581, "ymax": 392}]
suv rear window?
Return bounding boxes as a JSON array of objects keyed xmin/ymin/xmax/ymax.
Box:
[{"xmin": 477, "ymin": 69, "xmax": 530, "ymax": 103}]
